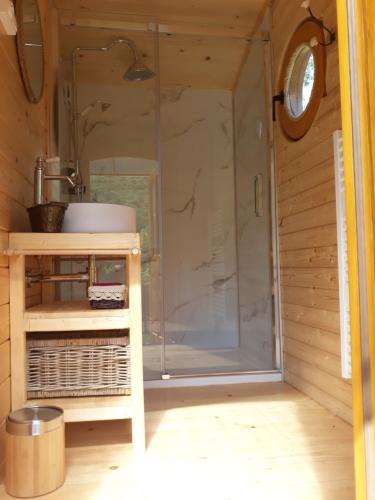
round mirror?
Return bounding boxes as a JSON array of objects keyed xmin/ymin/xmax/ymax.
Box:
[
  {"xmin": 284, "ymin": 44, "xmax": 315, "ymax": 119},
  {"xmin": 16, "ymin": 0, "xmax": 45, "ymax": 103}
]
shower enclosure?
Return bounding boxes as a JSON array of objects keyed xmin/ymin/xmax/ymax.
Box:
[{"xmin": 57, "ymin": 10, "xmax": 281, "ymax": 381}]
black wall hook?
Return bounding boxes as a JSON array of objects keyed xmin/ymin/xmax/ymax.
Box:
[
  {"xmin": 272, "ymin": 92, "xmax": 284, "ymax": 122},
  {"xmin": 307, "ymin": 6, "xmax": 336, "ymax": 46}
]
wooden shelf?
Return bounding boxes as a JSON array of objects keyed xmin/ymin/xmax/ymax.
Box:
[
  {"xmin": 24, "ymin": 300, "xmax": 130, "ymax": 332},
  {"xmin": 9, "ymin": 234, "xmax": 145, "ymax": 454},
  {"xmin": 26, "ymin": 395, "xmax": 132, "ymax": 422},
  {"xmin": 8, "ymin": 232, "xmax": 140, "ymax": 255}
]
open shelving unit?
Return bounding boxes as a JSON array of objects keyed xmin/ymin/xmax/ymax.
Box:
[
  {"xmin": 7, "ymin": 232, "xmax": 145, "ymax": 456},
  {"xmin": 24, "ymin": 300, "xmax": 130, "ymax": 331}
]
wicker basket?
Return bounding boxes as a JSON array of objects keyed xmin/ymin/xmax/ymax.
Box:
[
  {"xmin": 88, "ymin": 284, "xmax": 128, "ymax": 310},
  {"xmin": 27, "ymin": 331, "xmax": 131, "ymax": 399}
]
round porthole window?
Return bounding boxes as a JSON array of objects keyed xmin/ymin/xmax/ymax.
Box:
[
  {"xmin": 278, "ymin": 19, "xmax": 326, "ymax": 140},
  {"xmin": 285, "ymin": 44, "xmax": 315, "ymax": 118}
]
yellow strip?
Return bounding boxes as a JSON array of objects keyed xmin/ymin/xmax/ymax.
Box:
[
  {"xmin": 335, "ymin": 1, "xmax": 367, "ymax": 498},
  {"xmin": 357, "ymin": 0, "xmax": 375, "ymax": 456}
]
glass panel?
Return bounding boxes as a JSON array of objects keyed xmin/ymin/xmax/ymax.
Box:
[
  {"xmin": 161, "ymin": 84, "xmax": 239, "ymax": 375},
  {"xmin": 233, "ymin": 41, "xmax": 275, "ymax": 371},
  {"xmin": 89, "ymin": 174, "xmax": 160, "ymax": 379},
  {"xmin": 58, "ymin": 16, "xmax": 162, "ymax": 380},
  {"xmin": 160, "ymin": 37, "xmax": 276, "ymax": 375},
  {"xmin": 91, "ymin": 175, "xmax": 151, "ymax": 255},
  {"xmin": 57, "ymin": 12, "xmax": 279, "ymax": 379},
  {"xmin": 284, "ymin": 44, "xmax": 316, "ymax": 118}
]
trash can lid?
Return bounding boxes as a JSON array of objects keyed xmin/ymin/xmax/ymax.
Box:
[{"xmin": 7, "ymin": 406, "xmax": 64, "ymax": 436}]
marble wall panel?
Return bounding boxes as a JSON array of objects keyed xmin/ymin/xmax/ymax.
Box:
[{"xmin": 161, "ymin": 87, "xmax": 239, "ymax": 349}]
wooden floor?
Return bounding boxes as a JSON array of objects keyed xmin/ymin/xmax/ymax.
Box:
[{"xmin": 0, "ymin": 383, "xmax": 354, "ymax": 500}]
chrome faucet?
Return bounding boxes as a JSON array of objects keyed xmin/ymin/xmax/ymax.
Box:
[{"xmin": 34, "ymin": 157, "xmax": 84, "ymax": 205}]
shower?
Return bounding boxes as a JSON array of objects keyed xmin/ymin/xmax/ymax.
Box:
[
  {"xmin": 58, "ymin": 18, "xmax": 281, "ymax": 381},
  {"xmin": 71, "ymin": 38, "xmax": 155, "ymax": 83},
  {"xmin": 70, "ymin": 37, "xmax": 155, "ymax": 190}
]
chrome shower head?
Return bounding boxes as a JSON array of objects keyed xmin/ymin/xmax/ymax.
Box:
[{"xmin": 123, "ymin": 61, "xmax": 155, "ymax": 82}]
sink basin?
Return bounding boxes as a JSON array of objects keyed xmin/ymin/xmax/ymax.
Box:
[{"xmin": 62, "ymin": 203, "xmax": 136, "ymax": 233}]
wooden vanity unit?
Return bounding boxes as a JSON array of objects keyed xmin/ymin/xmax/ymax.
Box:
[{"xmin": 7, "ymin": 233, "xmax": 145, "ymax": 456}]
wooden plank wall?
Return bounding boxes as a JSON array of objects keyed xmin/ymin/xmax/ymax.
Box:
[
  {"xmin": 271, "ymin": 0, "xmax": 353, "ymax": 423},
  {"xmin": 0, "ymin": 0, "xmax": 54, "ymax": 479}
]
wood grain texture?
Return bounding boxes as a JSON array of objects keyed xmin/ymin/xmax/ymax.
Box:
[
  {"xmin": 9, "ymin": 256, "xmax": 26, "ymax": 410},
  {"xmin": 0, "ymin": 384, "xmax": 9, "ymax": 487},
  {"xmin": 272, "ymin": 0, "xmax": 352, "ymax": 422},
  {"xmin": 283, "ymin": 319, "xmax": 341, "ymax": 356},
  {"xmin": 0, "ymin": 0, "xmax": 53, "ymax": 479},
  {"xmin": 0, "ymin": 233, "xmax": 8, "ymax": 269},
  {"xmin": 57, "ymin": 0, "xmax": 270, "ymax": 91},
  {"xmin": 0, "ymin": 379, "xmax": 10, "ymax": 482},
  {"xmin": 279, "ymin": 224, "xmax": 338, "ymax": 252},
  {"xmin": 0, "ymin": 383, "xmax": 355, "ymax": 499},
  {"xmin": 10, "ymin": 248, "xmax": 144, "ymax": 459},
  {"xmin": 280, "ymin": 245, "xmax": 338, "ymax": 269},
  {"xmin": 0, "ymin": 305, "xmax": 9, "ymax": 347},
  {"xmin": 5, "ymin": 425, "xmax": 65, "ymax": 497},
  {"xmin": 280, "ymin": 267, "xmax": 338, "ymax": 290},
  {"xmin": 0, "ymin": 379, "xmax": 10, "ymax": 425},
  {"xmin": 55, "ymin": 0, "xmax": 268, "ymax": 37},
  {"xmin": 60, "ymin": 23, "xmax": 250, "ymax": 90},
  {"xmin": 282, "ymin": 302, "xmax": 340, "ymax": 334},
  {"xmin": 0, "ymin": 343, "xmax": 10, "ymax": 386},
  {"xmin": 128, "ymin": 253, "xmax": 146, "ymax": 456},
  {"xmin": 9, "ymin": 232, "xmax": 140, "ymax": 253},
  {"xmin": 0, "ymin": 280, "xmax": 10, "ymax": 312},
  {"xmin": 0, "ymin": 425, "xmax": 4, "ymax": 485},
  {"xmin": 27, "ymin": 396, "xmax": 132, "ymax": 423},
  {"xmin": 278, "ymin": 180, "xmax": 336, "ymax": 218},
  {"xmin": 281, "ymin": 286, "xmax": 339, "ymax": 312}
]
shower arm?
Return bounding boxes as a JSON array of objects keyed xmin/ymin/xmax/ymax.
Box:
[{"xmin": 71, "ymin": 38, "xmax": 140, "ymax": 184}]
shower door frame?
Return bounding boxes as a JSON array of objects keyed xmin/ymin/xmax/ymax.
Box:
[{"xmin": 154, "ymin": 35, "xmax": 283, "ymax": 384}]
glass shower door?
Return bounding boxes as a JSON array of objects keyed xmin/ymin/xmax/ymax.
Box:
[
  {"xmin": 160, "ymin": 38, "xmax": 277, "ymax": 377},
  {"xmin": 58, "ymin": 15, "xmax": 164, "ymax": 380}
]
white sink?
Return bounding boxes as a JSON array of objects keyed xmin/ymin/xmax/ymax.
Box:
[{"xmin": 62, "ymin": 203, "xmax": 136, "ymax": 233}]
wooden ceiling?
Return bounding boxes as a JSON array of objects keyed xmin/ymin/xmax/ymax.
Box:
[
  {"xmin": 56, "ymin": 0, "xmax": 269, "ymax": 90},
  {"xmin": 55, "ymin": 0, "xmax": 268, "ymax": 36},
  {"xmin": 60, "ymin": 25, "xmax": 250, "ymax": 90}
]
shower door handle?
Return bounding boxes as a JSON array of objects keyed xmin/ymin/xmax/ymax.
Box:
[{"xmin": 254, "ymin": 174, "xmax": 264, "ymax": 217}]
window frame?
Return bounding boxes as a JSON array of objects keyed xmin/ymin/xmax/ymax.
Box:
[{"xmin": 278, "ymin": 18, "xmax": 327, "ymax": 141}]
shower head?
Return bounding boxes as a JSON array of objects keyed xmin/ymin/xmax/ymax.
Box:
[
  {"xmin": 72, "ymin": 38, "xmax": 155, "ymax": 84},
  {"xmin": 123, "ymin": 61, "xmax": 155, "ymax": 82},
  {"xmin": 104, "ymin": 37, "xmax": 155, "ymax": 82}
]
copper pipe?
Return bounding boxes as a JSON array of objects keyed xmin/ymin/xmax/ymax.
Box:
[
  {"xmin": 27, "ymin": 272, "xmax": 89, "ymax": 286},
  {"xmin": 88, "ymin": 255, "xmax": 97, "ymax": 287}
]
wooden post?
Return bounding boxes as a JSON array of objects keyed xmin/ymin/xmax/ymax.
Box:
[
  {"xmin": 9, "ymin": 255, "xmax": 26, "ymax": 410},
  {"xmin": 128, "ymin": 252, "xmax": 145, "ymax": 456}
]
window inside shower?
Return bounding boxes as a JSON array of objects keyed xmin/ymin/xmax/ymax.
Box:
[{"xmin": 57, "ymin": 12, "xmax": 281, "ymax": 380}]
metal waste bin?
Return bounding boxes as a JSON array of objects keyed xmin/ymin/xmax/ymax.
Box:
[{"xmin": 5, "ymin": 406, "xmax": 65, "ymax": 498}]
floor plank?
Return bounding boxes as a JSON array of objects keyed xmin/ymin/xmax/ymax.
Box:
[{"xmin": 0, "ymin": 383, "xmax": 355, "ymax": 500}]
